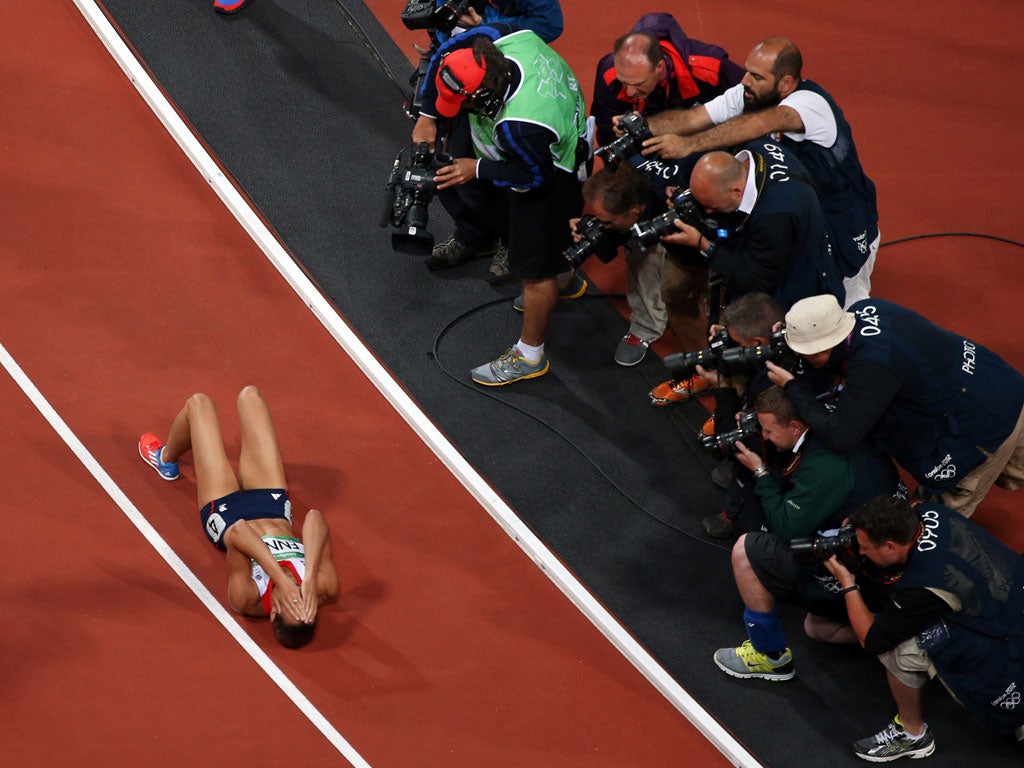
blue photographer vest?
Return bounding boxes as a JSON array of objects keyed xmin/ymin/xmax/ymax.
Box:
[
  {"xmin": 893, "ymin": 505, "xmax": 1024, "ymax": 734},
  {"xmin": 847, "ymin": 298, "xmax": 1024, "ymax": 492},
  {"xmin": 733, "ymin": 138, "xmax": 843, "ymax": 308},
  {"xmin": 779, "ymin": 81, "xmax": 879, "ymax": 278}
]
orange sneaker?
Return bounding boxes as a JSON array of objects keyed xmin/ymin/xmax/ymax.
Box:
[{"xmin": 649, "ymin": 375, "xmax": 712, "ymax": 407}]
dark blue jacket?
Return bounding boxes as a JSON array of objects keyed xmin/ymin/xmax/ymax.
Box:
[
  {"xmin": 708, "ymin": 139, "xmax": 844, "ymax": 309},
  {"xmin": 786, "ymin": 298, "xmax": 1024, "ymax": 492},
  {"xmin": 777, "ymin": 80, "xmax": 879, "ymax": 278},
  {"xmin": 878, "ymin": 505, "xmax": 1024, "ymax": 734}
]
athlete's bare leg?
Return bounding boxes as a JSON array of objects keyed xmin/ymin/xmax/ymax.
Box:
[
  {"xmin": 236, "ymin": 385, "xmax": 288, "ymax": 491},
  {"xmin": 162, "ymin": 393, "xmax": 240, "ymax": 507}
]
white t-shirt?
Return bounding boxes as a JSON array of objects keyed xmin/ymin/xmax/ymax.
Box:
[{"xmin": 704, "ymin": 83, "xmax": 837, "ymax": 148}]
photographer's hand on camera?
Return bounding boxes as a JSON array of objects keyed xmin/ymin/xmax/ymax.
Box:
[
  {"xmin": 640, "ymin": 133, "xmax": 696, "ymax": 160},
  {"xmin": 822, "ymin": 554, "xmax": 857, "ymax": 593},
  {"xmin": 659, "ymin": 217, "xmax": 706, "ymax": 250},
  {"xmin": 433, "ymin": 157, "xmax": 478, "ymax": 189},
  {"xmin": 455, "ymin": 5, "xmax": 483, "ymax": 28},
  {"xmin": 412, "ymin": 115, "xmax": 438, "ymax": 151},
  {"xmin": 765, "ymin": 359, "xmax": 796, "ymax": 388},
  {"xmin": 733, "ymin": 439, "xmax": 769, "ymax": 478}
]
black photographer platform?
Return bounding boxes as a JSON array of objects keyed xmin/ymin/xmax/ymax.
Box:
[{"xmin": 95, "ymin": 1, "xmax": 1023, "ymax": 766}]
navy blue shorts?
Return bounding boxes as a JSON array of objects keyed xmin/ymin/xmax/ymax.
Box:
[
  {"xmin": 745, "ymin": 531, "xmax": 849, "ymax": 622},
  {"xmin": 200, "ymin": 488, "xmax": 291, "ymax": 551}
]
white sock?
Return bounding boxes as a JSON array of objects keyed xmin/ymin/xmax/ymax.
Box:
[{"xmin": 516, "ymin": 339, "xmax": 544, "ymax": 362}]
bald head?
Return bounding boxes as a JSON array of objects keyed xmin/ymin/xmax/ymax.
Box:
[
  {"xmin": 690, "ymin": 152, "xmax": 747, "ymax": 213},
  {"xmin": 752, "ymin": 37, "xmax": 803, "ymax": 81},
  {"xmin": 612, "ymin": 32, "xmax": 667, "ymax": 100}
]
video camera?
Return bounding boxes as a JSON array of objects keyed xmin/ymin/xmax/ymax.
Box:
[
  {"xmin": 381, "ymin": 142, "xmax": 453, "ymax": 256},
  {"xmin": 401, "ymin": 0, "xmax": 485, "ymax": 33},
  {"xmin": 699, "ymin": 409, "xmax": 760, "ymax": 456},
  {"xmin": 628, "ymin": 188, "xmax": 723, "ymax": 250},
  {"xmin": 594, "ymin": 112, "xmax": 653, "ymax": 165},
  {"xmin": 790, "ymin": 526, "xmax": 859, "ymax": 565},
  {"xmin": 663, "ymin": 328, "xmax": 734, "ymax": 381}
]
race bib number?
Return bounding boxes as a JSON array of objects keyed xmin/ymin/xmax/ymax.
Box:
[{"xmin": 206, "ymin": 512, "xmax": 227, "ymax": 543}]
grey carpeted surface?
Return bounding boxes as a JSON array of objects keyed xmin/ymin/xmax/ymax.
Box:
[{"xmin": 94, "ymin": 1, "xmax": 1022, "ymax": 765}]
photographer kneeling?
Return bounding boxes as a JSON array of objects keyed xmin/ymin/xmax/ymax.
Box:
[
  {"xmin": 712, "ymin": 384, "xmax": 900, "ymax": 682},
  {"xmin": 826, "ymin": 496, "xmax": 1024, "ymax": 761}
]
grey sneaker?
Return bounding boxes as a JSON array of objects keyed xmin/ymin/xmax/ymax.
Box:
[
  {"xmin": 424, "ymin": 237, "xmax": 495, "ymax": 271},
  {"xmin": 614, "ymin": 333, "xmax": 650, "ymax": 366},
  {"xmin": 853, "ymin": 718, "xmax": 935, "ymax": 762},
  {"xmin": 485, "ymin": 243, "xmax": 512, "ymax": 285},
  {"xmin": 513, "ymin": 272, "xmax": 588, "ymax": 312},
  {"xmin": 470, "ymin": 347, "xmax": 549, "ymax": 386},
  {"xmin": 713, "ymin": 640, "xmax": 794, "ymax": 681}
]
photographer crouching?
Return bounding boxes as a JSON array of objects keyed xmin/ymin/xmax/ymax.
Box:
[{"xmin": 825, "ymin": 496, "xmax": 1024, "ymax": 761}]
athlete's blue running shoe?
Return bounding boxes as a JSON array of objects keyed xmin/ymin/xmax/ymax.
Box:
[{"xmin": 138, "ymin": 433, "xmax": 179, "ymax": 481}]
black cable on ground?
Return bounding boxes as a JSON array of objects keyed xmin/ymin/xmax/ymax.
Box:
[
  {"xmin": 425, "ymin": 230, "xmax": 1024, "ymax": 553},
  {"xmin": 428, "ymin": 294, "xmax": 734, "ymax": 553},
  {"xmin": 880, "ymin": 232, "xmax": 1024, "ymax": 250}
]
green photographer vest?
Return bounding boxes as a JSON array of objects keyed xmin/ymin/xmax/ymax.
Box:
[{"xmin": 469, "ymin": 30, "xmax": 585, "ymax": 173}]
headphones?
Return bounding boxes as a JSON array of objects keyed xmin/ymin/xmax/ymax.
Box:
[{"xmin": 438, "ymin": 56, "xmax": 506, "ymax": 119}]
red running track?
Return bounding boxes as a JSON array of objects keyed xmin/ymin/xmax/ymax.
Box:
[{"xmin": 0, "ymin": 1, "xmax": 735, "ymax": 766}]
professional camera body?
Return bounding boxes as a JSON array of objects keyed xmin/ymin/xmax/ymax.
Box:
[
  {"xmin": 594, "ymin": 112, "xmax": 653, "ymax": 165},
  {"xmin": 401, "ymin": 0, "xmax": 484, "ymax": 33},
  {"xmin": 790, "ymin": 526, "xmax": 859, "ymax": 564},
  {"xmin": 699, "ymin": 409, "xmax": 760, "ymax": 455},
  {"xmin": 664, "ymin": 327, "xmax": 734, "ymax": 381},
  {"xmin": 719, "ymin": 328, "xmax": 792, "ymax": 371},
  {"xmin": 628, "ymin": 188, "xmax": 721, "ymax": 250},
  {"xmin": 564, "ymin": 215, "xmax": 622, "ymax": 267},
  {"xmin": 381, "ymin": 142, "xmax": 453, "ymax": 255}
]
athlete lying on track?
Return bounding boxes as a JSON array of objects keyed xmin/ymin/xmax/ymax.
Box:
[{"xmin": 138, "ymin": 385, "xmax": 338, "ymax": 648}]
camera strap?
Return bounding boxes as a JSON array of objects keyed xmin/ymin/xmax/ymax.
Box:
[{"xmin": 731, "ymin": 150, "xmax": 767, "ymax": 234}]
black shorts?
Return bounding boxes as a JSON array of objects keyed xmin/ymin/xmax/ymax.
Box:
[
  {"xmin": 506, "ymin": 169, "xmax": 582, "ymax": 280},
  {"xmin": 745, "ymin": 531, "xmax": 849, "ymax": 622},
  {"xmin": 200, "ymin": 488, "xmax": 291, "ymax": 551}
]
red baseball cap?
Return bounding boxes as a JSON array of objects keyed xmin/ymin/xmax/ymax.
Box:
[{"xmin": 434, "ymin": 48, "xmax": 487, "ymax": 117}]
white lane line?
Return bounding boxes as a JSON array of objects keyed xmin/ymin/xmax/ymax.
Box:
[
  {"xmin": 70, "ymin": 2, "xmax": 763, "ymax": 766},
  {"xmin": 0, "ymin": 341, "xmax": 371, "ymax": 768}
]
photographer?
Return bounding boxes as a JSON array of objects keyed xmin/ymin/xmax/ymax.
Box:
[
  {"xmin": 712, "ymin": 385, "xmax": 854, "ymax": 681},
  {"xmin": 590, "ymin": 15, "xmax": 743, "ymax": 365},
  {"xmin": 769, "ymin": 294, "xmax": 1024, "ymax": 517},
  {"xmin": 414, "ymin": 1, "xmax": 562, "ymax": 283},
  {"xmin": 712, "ymin": 387, "xmax": 900, "ymax": 683},
  {"xmin": 689, "ymin": 292, "xmax": 786, "ymax": 531},
  {"xmin": 827, "ymin": 497, "xmax": 1024, "ymax": 761},
  {"xmin": 592, "ymin": 14, "xmax": 744, "ymax": 147},
  {"xmin": 412, "ymin": 26, "xmax": 587, "ymax": 385},
  {"xmin": 647, "ymin": 137, "xmax": 844, "ymax": 407},
  {"xmin": 643, "ymin": 37, "xmax": 879, "ymax": 306},
  {"xmin": 429, "ymin": 0, "xmax": 562, "ymax": 45},
  {"xmin": 561, "ymin": 163, "xmax": 706, "ymax": 366}
]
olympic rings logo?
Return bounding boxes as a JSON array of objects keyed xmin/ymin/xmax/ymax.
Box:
[{"xmin": 999, "ymin": 692, "xmax": 1021, "ymax": 710}]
